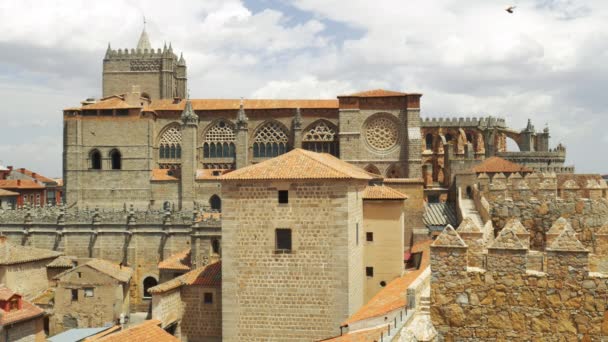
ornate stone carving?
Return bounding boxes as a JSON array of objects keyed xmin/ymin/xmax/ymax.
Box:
[{"xmin": 365, "ymin": 115, "xmax": 399, "ymax": 151}]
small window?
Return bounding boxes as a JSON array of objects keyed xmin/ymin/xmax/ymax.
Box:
[
  {"xmin": 90, "ymin": 150, "xmax": 102, "ymax": 170},
  {"xmin": 278, "ymin": 190, "xmax": 288, "ymax": 204},
  {"xmin": 366, "ymin": 232, "xmax": 374, "ymax": 242},
  {"xmin": 71, "ymin": 289, "xmax": 78, "ymax": 301},
  {"xmin": 212, "ymin": 239, "xmax": 220, "ymax": 254},
  {"xmin": 380, "ymin": 281, "xmax": 387, "ymax": 287},
  {"xmin": 77, "ymin": 272, "xmax": 82, "ymax": 278},
  {"xmin": 110, "ymin": 149, "xmax": 122, "ymax": 170},
  {"xmin": 366, "ymin": 267, "xmax": 374, "ymax": 277},
  {"xmin": 275, "ymin": 228, "xmax": 292, "ymax": 251},
  {"xmin": 84, "ymin": 288, "xmax": 94, "ymax": 298},
  {"xmin": 204, "ymin": 292, "xmax": 213, "ymax": 304}
]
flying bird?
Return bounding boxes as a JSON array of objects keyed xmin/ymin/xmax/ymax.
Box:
[{"xmin": 505, "ymin": 6, "xmax": 516, "ymax": 13}]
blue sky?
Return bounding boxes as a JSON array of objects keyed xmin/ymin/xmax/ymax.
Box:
[{"xmin": 0, "ymin": 0, "xmax": 606, "ymax": 177}]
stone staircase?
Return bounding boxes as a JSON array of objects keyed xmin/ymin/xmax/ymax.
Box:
[{"xmin": 460, "ymin": 198, "xmax": 484, "ymax": 228}]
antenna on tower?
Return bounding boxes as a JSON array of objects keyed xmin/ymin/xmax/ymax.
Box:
[{"xmin": 143, "ymin": 15, "xmax": 147, "ymax": 29}]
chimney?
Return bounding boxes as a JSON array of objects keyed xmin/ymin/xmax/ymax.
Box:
[{"xmin": 17, "ymin": 180, "xmax": 21, "ymax": 186}]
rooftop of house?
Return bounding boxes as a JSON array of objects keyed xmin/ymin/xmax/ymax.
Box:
[
  {"xmin": 0, "ymin": 286, "xmax": 44, "ymax": 326},
  {"xmin": 220, "ymin": 148, "xmax": 377, "ymax": 181},
  {"xmin": 48, "ymin": 326, "xmax": 117, "ymax": 342},
  {"xmin": 423, "ymin": 202, "xmax": 458, "ymax": 228},
  {"xmin": 342, "ymin": 240, "xmax": 431, "ymax": 326},
  {"xmin": 471, "ymin": 156, "xmax": 533, "ymax": 174},
  {"xmin": 362, "ymin": 185, "xmax": 408, "ymax": 200},
  {"xmin": 0, "ymin": 188, "xmax": 19, "ymax": 197},
  {"xmin": 158, "ymin": 249, "xmax": 191, "ymax": 271},
  {"xmin": 150, "ymin": 168, "xmax": 179, "ymax": 181},
  {"xmin": 343, "ymin": 89, "xmax": 415, "ymax": 97},
  {"xmin": 46, "ymin": 255, "xmax": 77, "ymax": 268},
  {"xmin": 0, "ymin": 236, "xmax": 62, "ymax": 265},
  {"xmin": 92, "ymin": 319, "xmax": 179, "ymax": 342},
  {"xmin": 55, "ymin": 258, "xmax": 133, "ymax": 283},
  {"xmin": 149, "ymin": 261, "xmax": 221, "ymax": 294},
  {"xmin": 11, "ymin": 167, "xmax": 57, "ymax": 184},
  {"xmin": 0, "ymin": 179, "xmax": 45, "ymax": 190}
]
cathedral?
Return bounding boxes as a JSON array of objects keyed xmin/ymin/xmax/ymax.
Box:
[{"xmin": 62, "ymin": 28, "xmax": 571, "ymax": 210}]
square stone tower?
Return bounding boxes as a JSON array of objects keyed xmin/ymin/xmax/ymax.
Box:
[
  {"xmin": 102, "ymin": 28, "xmax": 187, "ymax": 100},
  {"xmin": 219, "ymin": 149, "xmax": 373, "ymax": 341}
]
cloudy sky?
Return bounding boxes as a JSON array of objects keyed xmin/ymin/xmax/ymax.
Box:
[{"xmin": 0, "ymin": 0, "xmax": 606, "ymax": 177}]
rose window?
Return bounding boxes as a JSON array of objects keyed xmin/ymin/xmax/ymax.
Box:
[{"xmin": 365, "ymin": 116, "xmax": 399, "ymax": 150}]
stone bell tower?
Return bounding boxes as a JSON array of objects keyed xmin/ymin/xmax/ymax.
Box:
[{"xmin": 102, "ymin": 26, "xmax": 187, "ymax": 100}]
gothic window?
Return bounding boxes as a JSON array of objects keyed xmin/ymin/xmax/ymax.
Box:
[
  {"xmin": 110, "ymin": 149, "xmax": 122, "ymax": 170},
  {"xmin": 90, "ymin": 149, "xmax": 102, "ymax": 170},
  {"xmin": 364, "ymin": 164, "xmax": 381, "ymax": 175},
  {"xmin": 302, "ymin": 120, "xmax": 339, "ymax": 157},
  {"xmin": 203, "ymin": 120, "xmax": 236, "ymax": 158},
  {"xmin": 425, "ymin": 133, "xmax": 434, "ymax": 150},
  {"xmin": 386, "ymin": 164, "xmax": 403, "ymax": 178},
  {"xmin": 159, "ymin": 126, "xmax": 182, "ymax": 167},
  {"xmin": 364, "ymin": 115, "xmax": 399, "ymax": 151},
  {"xmin": 253, "ymin": 121, "xmax": 289, "ymax": 158}
]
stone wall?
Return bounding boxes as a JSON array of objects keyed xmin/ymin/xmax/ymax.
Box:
[
  {"xmin": 151, "ymin": 288, "xmax": 183, "ymax": 339},
  {"xmin": 1, "ymin": 317, "xmax": 45, "ymax": 342},
  {"xmin": 181, "ymin": 286, "xmax": 222, "ymax": 342},
  {"xmin": 221, "ymin": 180, "xmax": 366, "ymax": 341},
  {"xmin": 431, "ymin": 224, "xmax": 608, "ymax": 341},
  {"xmin": 0, "ymin": 207, "xmax": 220, "ymax": 311},
  {"xmin": 0, "ymin": 259, "xmax": 53, "ymax": 300}
]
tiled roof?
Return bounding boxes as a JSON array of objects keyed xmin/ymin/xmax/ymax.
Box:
[
  {"xmin": 472, "ymin": 156, "xmax": 533, "ymax": 174},
  {"xmin": 423, "ymin": 203, "xmax": 458, "ymax": 227},
  {"xmin": 31, "ymin": 288, "xmax": 55, "ymax": 306},
  {"xmin": 382, "ymin": 178, "xmax": 424, "ymax": 184},
  {"xmin": 82, "ymin": 96, "xmax": 141, "ymax": 110},
  {"xmin": 344, "ymin": 89, "xmax": 410, "ymax": 97},
  {"xmin": 196, "ymin": 169, "xmax": 230, "ymax": 180},
  {"xmin": 151, "ymin": 169, "xmax": 179, "ymax": 181},
  {"xmin": 0, "ymin": 286, "xmax": 16, "ymax": 300},
  {"xmin": 0, "ymin": 188, "xmax": 19, "ymax": 197},
  {"xmin": 150, "ymin": 99, "xmax": 339, "ymax": 111},
  {"xmin": 0, "ymin": 179, "xmax": 45, "ymax": 190},
  {"xmin": 0, "ymin": 287, "xmax": 44, "ymax": 325},
  {"xmin": 362, "ymin": 185, "xmax": 408, "ymax": 200},
  {"xmin": 95, "ymin": 319, "xmax": 179, "ymax": 342},
  {"xmin": 149, "ymin": 261, "xmax": 221, "ymax": 294},
  {"xmin": 13, "ymin": 168, "xmax": 57, "ymax": 184},
  {"xmin": 85, "ymin": 259, "xmax": 133, "ymax": 283},
  {"xmin": 47, "ymin": 255, "xmax": 76, "ymax": 268},
  {"xmin": 54, "ymin": 178, "xmax": 64, "ymax": 186},
  {"xmin": 158, "ymin": 249, "xmax": 191, "ymax": 271},
  {"xmin": 343, "ymin": 240, "xmax": 431, "ymax": 325},
  {"xmin": 220, "ymin": 149, "xmax": 375, "ymax": 181},
  {"xmin": 0, "ymin": 237, "xmax": 62, "ymax": 265},
  {"xmin": 319, "ymin": 325, "xmax": 390, "ymax": 342}
]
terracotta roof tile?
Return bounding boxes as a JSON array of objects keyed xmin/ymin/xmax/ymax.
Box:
[
  {"xmin": 85, "ymin": 259, "xmax": 133, "ymax": 283},
  {"xmin": 31, "ymin": 288, "xmax": 55, "ymax": 306},
  {"xmin": 344, "ymin": 89, "xmax": 409, "ymax": 97},
  {"xmin": 382, "ymin": 178, "xmax": 424, "ymax": 184},
  {"xmin": 95, "ymin": 319, "xmax": 179, "ymax": 342},
  {"xmin": 13, "ymin": 168, "xmax": 56, "ymax": 184},
  {"xmin": 220, "ymin": 149, "xmax": 375, "ymax": 181},
  {"xmin": 149, "ymin": 99, "xmax": 338, "ymax": 111},
  {"xmin": 0, "ymin": 188, "xmax": 19, "ymax": 197},
  {"xmin": 158, "ymin": 249, "xmax": 191, "ymax": 271},
  {"xmin": 0, "ymin": 287, "xmax": 44, "ymax": 325},
  {"xmin": 81, "ymin": 96, "xmax": 141, "ymax": 110},
  {"xmin": 0, "ymin": 179, "xmax": 45, "ymax": 190},
  {"xmin": 319, "ymin": 325, "xmax": 389, "ymax": 342},
  {"xmin": 472, "ymin": 157, "xmax": 533, "ymax": 174},
  {"xmin": 343, "ymin": 240, "xmax": 431, "ymax": 325},
  {"xmin": 151, "ymin": 169, "xmax": 179, "ymax": 181},
  {"xmin": 0, "ymin": 237, "xmax": 62, "ymax": 265},
  {"xmin": 46, "ymin": 255, "xmax": 77, "ymax": 268},
  {"xmin": 149, "ymin": 261, "xmax": 221, "ymax": 294},
  {"xmin": 196, "ymin": 169, "xmax": 230, "ymax": 180},
  {"xmin": 362, "ymin": 185, "xmax": 408, "ymax": 200},
  {"xmin": 0, "ymin": 287, "xmax": 15, "ymax": 300}
]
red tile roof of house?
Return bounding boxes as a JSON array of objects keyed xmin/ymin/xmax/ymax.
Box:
[
  {"xmin": 319, "ymin": 325, "xmax": 390, "ymax": 342},
  {"xmin": 0, "ymin": 179, "xmax": 45, "ymax": 190},
  {"xmin": 196, "ymin": 169, "xmax": 230, "ymax": 180},
  {"xmin": 13, "ymin": 168, "xmax": 57, "ymax": 184},
  {"xmin": 151, "ymin": 169, "xmax": 179, "ymax": 181},
  {"xmin": 344, "ymin": 89, "xmax": 410, "ymax": 97},
  {"xmin": 84, "ymin": 259, "xmax": 133, "ymax": 283},
  {"xmin": 343, "ymin": 240, "xmax": 431, "ymax": 325},
  {"xmin": 362, "ymin": 185, "xmax": 408, "ymax": 200},
  {"xmin": 0, "ymin": 237, "xmax": 62, "ymax": 265},
  {"xmin": 82, "ymin": 96, "xmax": 142, "ymax": 110},
  {"xmin": 94, "ymin": 319, "xmax": 179, "ymax": 342},
  {"xmin": 471, "ymin": 156, "xmax": 533, "ymax": 174},
  {"xmin": 158, "ymin": 249, "xmax": 191, "ymax": 271},
  {"xmin": 0, "ymin": 287, "xmax": 44, "ymax": 326},
  {"xmin": 149, "ymin": 99, "xmax": 339, "ymax": 111},
  {"xmin": 149, "ymin": 261, "xmax": 221, "ymax": 294},
  {"xmin": 220, "ymin": 149, "xmax": 376, "ymax": 181}
]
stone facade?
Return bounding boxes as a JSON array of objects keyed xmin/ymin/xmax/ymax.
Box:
[
  {"xmin": 1, "ymin": 318, "xmax": 45, "ymax": 342},
  {"xmin": 431, "ymin": 221, "xmax": 608, "ymax": 341},
  {"xmin": 221, "ymin": 180, "xmax": 366, "ymax": 341},
  {"xmin": 0, "ymin": 259, "xmax": 53, "ymax": 300}
]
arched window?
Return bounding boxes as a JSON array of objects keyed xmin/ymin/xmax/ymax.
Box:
[
  {"xmin": 143, "ymin": 277, "xmax": 158, "ymax": 299},
  {"xmin": 363, "ymin": 164, "xmax": 381, "ymax": 175},
  {"xmin": 212, "ymin": 239, "xmax": 220, "ymax": 255},
  {"xmin": 209, "ymin": 195, "xmax": 221, "ymax": 211},
  {"xmin": 90, "ymin": 149, "xmax": 102, "ymax": 170},
  {"xmin": 203, "ymin": 120, "xmax": 236, "ymax": 159},
  {"xmin": 466, "ymin": 132, "xmax": 473, "ymax": 143},
  {"xmin": 425, "ymin": 133, "xmax": 433, "ymax": 150},
  {"xmin": 253, "ymin": 121, "xmax": 289, "ymax": 158},
  {"xmin": 302, "ymin": 120, "xmax": 339, "ymax": 157},
  {"xmin": 445, "ymin": 133, "xmax": 453, "ymax": 142},
  {"xmin": 110, "ymin": 149, "xmax": 121, "ymax": 170},
  {"xmin": 386, "ymin": 164, "xmax": 403, "ymax": 178},
  {"xmin": 158, "ymin": 126, "xmax": 182, "ymax": 168}
]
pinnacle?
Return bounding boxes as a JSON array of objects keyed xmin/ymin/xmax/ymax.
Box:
[
  {"xmin": 547, "ymin": 217, "xmax": 570, "ymax": 235},
  {"xmin": 136, "ymin": 27, "xmax": 152, "ymax": 51},
  {"xmin": 548, "ymin": 223, "xmax": 587, "ymax": 252},
  {"xmin": 457, "ymin": 217, "xmax": 481, "ymax": 233},
  {"xmin": 503, "ymin": 218, "xmax": 528, "ymax": 234},
  {"xmin": 432, "ymin": 225, "xmax": 467, "ymax": 248},
  {"xmin": 489, "ymin": 226, "xmax": 525, "ymax": 250}
]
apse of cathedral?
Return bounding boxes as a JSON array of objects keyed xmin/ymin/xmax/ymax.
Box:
[{"xmin": 62, "ymin": 29, "xmax": 571, "ymax": 210}]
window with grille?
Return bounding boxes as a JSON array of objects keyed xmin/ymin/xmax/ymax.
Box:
[
  {"xmin": 203, "ymin": 121, "xmax": 236, "ymax": 158},
  {"xmin": 158, "ymin": 126, "xmax": 182, "ymax": 162},
  {"xmin": 253, "ymin": 122, "xmax": 289, "ymax": 158},
  {"xmin": 302, "ymin": 120, "xmax": 339, "ymax": 157}
]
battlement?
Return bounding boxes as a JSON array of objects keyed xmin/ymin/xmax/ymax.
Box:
[
  {"xmin": 104, "ymin": 47, "xmax": 180, "ymax": 60},
  {"xmin": 421, "ymin": 116, "xmax": 506, "ymax": 128}
]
